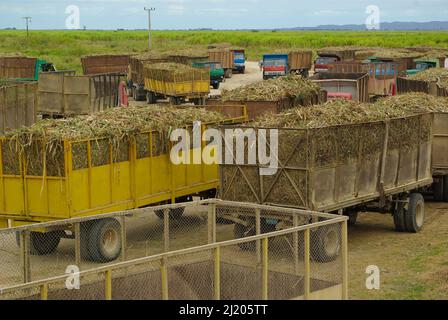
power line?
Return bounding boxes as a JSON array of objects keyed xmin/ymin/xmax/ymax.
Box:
[
  {"xmin": 22, "ymin": 16, "xmax": 32, "ymax": 40},
  {"xmin": 144, "ymin": 7, "xmax": 155, "ymax": 50}
]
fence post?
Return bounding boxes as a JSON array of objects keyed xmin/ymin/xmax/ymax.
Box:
[
  {"xmin": 161, "ymin": 258, "xmax": 169, "ymax": 300},
  {"xmin": 342, "ymin": 220, "xmax": 349, "ymax": 300},
  {"xmin": 120, "ymin": 216, "xmax": 127, "ymax": 262},
  {"xmin": 20, "ymin": 230, "xmax": 31, "ymax": 283},
  {"xmin": 105, "ymin": 269, "xmax": 112, "ymax": 300},
  {"xmin": 261, "ymin": 237, "xmax": 268, "ymax": 300},
  {"xmin": 208, "ymin": 203, "xmax": 216, "ymax": 244},
  {"xmin": 163, "ymin": 209, "xmax": 170, "ymax": 253},
  {"xmin": 40, "ymin": 283, "xmax": 48, "ymax": 300},
  {"xmin": 74, "ymin": 223, "xmax": 81, "ymax": 268},
  {"xmin": 256, "ymin": 208, "xmax": 261, "ymax": 265},
  {"xmin": 214, "ymin": 247, "xmax": 221, "ymax": 300},
  {"xmin": 304, "ymin": 228, "xmax": 311, "ymax": 300},
  {"xmin": 293, "ymin": 215, "xmax": 299, "ymax": 275}
]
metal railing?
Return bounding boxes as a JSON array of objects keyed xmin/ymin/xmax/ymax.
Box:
[{"xmin": 0, "ymin": 200, "xmax": 348, "ymax": 300}]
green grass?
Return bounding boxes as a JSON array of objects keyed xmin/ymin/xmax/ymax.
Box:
[{"xmin": 1, "ymin": 30, "xmax": 448, "ymax": 73}]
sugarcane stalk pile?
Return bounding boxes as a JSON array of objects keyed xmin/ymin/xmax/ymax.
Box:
[{"xmin": 221, "ymin": 75, "xmax": 321, "ymax": 102}]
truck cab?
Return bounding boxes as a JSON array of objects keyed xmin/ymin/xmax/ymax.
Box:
[
  {"xmin": 232, "ymin": 49, "xmax": 246, "ymax": 74},
  {"xmin": 192, "ymin": 61, "xmax": 225, "ymax": 89},
  {"xmin": 262, "ymin": 54, "xmax": 288, "ymax": 80},
  {"xmin": 406, "ymin": 59, "xmax": 439, "ymax": 76},
  {"xmin": 314, "ymin": 55, "xmax": 340, "ymax": 73}
]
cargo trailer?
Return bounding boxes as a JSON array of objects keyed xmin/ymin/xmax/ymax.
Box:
[
  {"xmin": 37, "ymin": 71, "xmax": 123, "ymax": 116},
  {"xmin": 220, "ymin": 113, "xmax": 434, "ymax": 258},
  {"xmin": 81, "ymin": 54, "xmax": 130, "ymax": 75},
  {"xmin": 0, "ymin": 106, "xmax": 247, "ymax": 262},
  {"xmin": 311, "ymin": 72, "xmax": 370, "ymax": 102},
  {"xmin": 143, "ymin": 63, "xmax": 210, "ymax": 105},
  {"xmin": 0, "ymin": 81, "xmax": 37, "ymax": 133}
]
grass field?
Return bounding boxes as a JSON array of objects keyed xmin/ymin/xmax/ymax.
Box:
[{"xmin": 1, "ymin": 30, "xmax": 448, "ymax": 73}]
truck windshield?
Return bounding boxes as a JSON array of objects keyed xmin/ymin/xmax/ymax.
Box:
[
  {"xmin": 234, "ymin": 52, "xmax": 245, "ymax": 60},
  {"xmin": 316, "ymin": 57, "xmax": 338, "ymax": 65},
  {"xmin": 264, "ymin": 59, "xmax": 286, "ymax": 67}
]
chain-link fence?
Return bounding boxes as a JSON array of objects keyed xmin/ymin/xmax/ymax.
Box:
[{"xmin": 0, "ymin": 200, "xmax": 347, "ymax": 300}]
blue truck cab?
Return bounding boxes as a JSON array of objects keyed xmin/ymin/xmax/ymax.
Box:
[
  {"xmin": 262, "ymin": 54, "xmax": 289, "ymax": 80},
  {"xmin": 232, "ymin": 49, "xmax": 246, "ymax": 74}
]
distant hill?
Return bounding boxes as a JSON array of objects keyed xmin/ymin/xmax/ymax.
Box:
[{"xmin": 283, "ymin": 21, "xmax": 448, "ymax": 31}]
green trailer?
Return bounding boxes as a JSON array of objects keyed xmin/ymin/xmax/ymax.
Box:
[
  {"xmin": 192, "ymin": 61, "xmax": 225, "ymax": 89},
  {"xmin": 406, "ymin": 59, "xmax": 440, "ymax": 76}
]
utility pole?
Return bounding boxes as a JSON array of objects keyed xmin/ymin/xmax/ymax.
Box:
[
  {"xmin": 22, "ymin": 17, "xmax": 32, "ymax": 40},
  {"xmin": 144, "ymin": 7, "xmax": 155, "ymax": 50}
]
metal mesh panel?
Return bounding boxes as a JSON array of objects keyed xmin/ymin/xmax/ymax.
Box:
[
  {"xmin": 0, "ymin": 230, "xmax": 23, "ymax": 287},
  {"xmin": 111, "ymin": 261, "xmax": 162, "ymax": 300},
  {"xmin": 166, "ymin": 250, "xmax": 214, "ymax": 300},
  {"xmin": 0, "ymin": 201, "xmax": 346, "ymax": 300},
  {"xmin": 220, "ymin": 243, "xmax": 262, "ymax": 300}
]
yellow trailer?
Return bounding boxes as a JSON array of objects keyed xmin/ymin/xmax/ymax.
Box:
[
  {"xmin": 0, "ymin": 105, "xmax": 246, "ymax": 262},
  {"xmin": 143, "ymin": 63, "xmax": 210, "ymax": 105}
]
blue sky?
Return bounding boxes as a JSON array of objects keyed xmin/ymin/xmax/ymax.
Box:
[{"xmin": 1, "ymin": 0, "xmax": 448, "ymax": 30}]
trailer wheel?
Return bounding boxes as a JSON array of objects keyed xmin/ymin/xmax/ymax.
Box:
[
  {"xmin": 16, "ymin": 231, "xmax": 62, "ymax": 256},
  {"xmin": 234, "ymin": 222, "xmax": 256, "ymax": 251},
  {"xmin": 88, "ymin": 218, "xmax": 122, "ymax": 263},
  {"xmin": 240, "ymin": 67, "xmax": 245, "ymax": 74},
  {"xmin": 433, "ymin": 177, "xmax": 444, "ymax": 202},
  {"xmin": 443, "ymin": 176, "xmax": 448, "ymax": 202},
  {"xmin": 345, "ymin": 211, "xmax": 358, "ymax": 226},
  {"xmin": 146, "ymin": 91, "xmax": 156, "ymax": 104},
  {"xmin": 212, "ymin": 82, "xmax": 220, "ymax": 90},
  {"xmin": 224, "ymin": 69, "xmax": 233, "ymax": 79},
  {"xmin": 169, "ymin": 96, "xmax": 181, "ymax": 105},
  {"xmin": 404, "ymin": 193, "xmax": 425, "ymax": 233},
  {"xmin": 393, "ymin": 203, "xmax": 406, "ymax": 232},
  {"xmin": 311, "ymin": 224, "xmax": 341, "ymax": 263}
]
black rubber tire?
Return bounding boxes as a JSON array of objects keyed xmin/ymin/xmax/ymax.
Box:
[
  {"xmin": 310, "ymin": 224, "xmax": 341, "ymax": 263},
  {"xmin": 146, "ymin": 91, "xmax": 156, "ymax": 104},
  {"xmin": 240, "ymin": 67, "xmax": 245, "ymax": 74},
  {"xmin": 212, "ymin": 82, "xmax": 220, "ymax": 90},
  {"xmin": 15, "ymin": 231, "xmax": 62, "ymax": 256},
  {"xmin": 393, "ymin": 200, "xmax": 406, "ymax": 232},
  {"xmin": 234, "ymin": 223, "xmax": 256, "ymax": 251},
  {"xmin": 88, "ymin": 218, "xmax": 122, "ymax": 263},
  {"xmin": 404, "ymin": 193, "xmax": 425, "ymax": 233},
  {"xmin": 443, "ymin": 176, "xmax": 448, "ymax": 202},
  {"xmin": 224, "ymin": 69, "xmax": 233, "ymax": 79},
  {"xmin": 346, "ymin": 211, "xmax": 358, "ymax": 226},
  {"xmin": 433, "ymin": 177, "xmax": 444, "ymax": 202},
  {"xmin": 169, "ymin": 96, "xmax": 181, "ymax": 105}
]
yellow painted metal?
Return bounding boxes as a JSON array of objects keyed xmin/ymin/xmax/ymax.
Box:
[
  {"xmin": 214, "ymin": 247, "xmax": 221, "ymax": 300},
  {"xmin": 261, "ymin": 237, "xmax": 268, "ymax": 300},
  {"xmin": 304, "ymin": 228, "xmax": 311, "ymax": 299},
  {"xmin": 0, "ymin": 218, "xmax": 8, "ymax": 229},
  {"xmin": 40, "ymin": 283, "xmax": 48, "ymax": 300},
  {"xmin": 105, "ymin": 269, "xmax": 112, "ymax": 300},
  {"xmin": 144, "ymin": 68, "xmax": 210, "ymax": 98},
  {"xmin": 342, "ymin": 221, "xmax": 349, "ymax": 300},
  {"xmin": 0, "ymin": 112, "xmax": 247, "ymax": 225}
]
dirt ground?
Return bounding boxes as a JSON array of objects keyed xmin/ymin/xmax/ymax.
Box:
[
  {"xmin": 210, "ymin": 61, "xmax": 262, "ymax": 96},
  {"xmin": 347, "ymin": 202, "xmax": 448, "ymax": 300}
]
